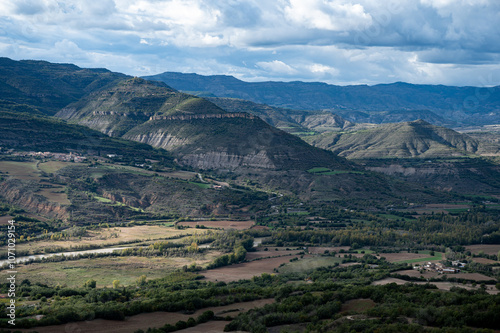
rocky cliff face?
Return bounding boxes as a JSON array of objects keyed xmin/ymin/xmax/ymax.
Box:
[
  {"xmin": 0, "ymin": 180, "xmax": 69, "ymax": 220},
  {"xmin": 291, "ymin": 112, "xmax": 354, "ymax": 132},
  {"xmin": 125, "ymin": 132, "xmax": 191, "ymax": 151},
  {"xmin": 179, "ymin": 151, "xmax": 276, "ymax": 170}
]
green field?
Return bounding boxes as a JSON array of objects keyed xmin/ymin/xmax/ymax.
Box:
[
  {"xmin": 307, "ymin": 167, "xmax": 364, "ymax": 175},
  {"xmin": 94, "ymin": 195, "xmax": 144, "ymax": 212},
  {"xmin": 307, "ymin": 167, "xmax": 331, "ymax": 173},
  {"xmin": 189, "ymin": 181, "xmax": 212, "ymax": 189},
  {"xmin": 12, "ymin": 255, "xmax": 215, "ymax": 288},
  {"xmin": 38, "ymin": 161, "xmax": 73, "ymax": 174},
  {"xmin": 378, "ymin": 213, "xmax": 415, "ymax": 222}
]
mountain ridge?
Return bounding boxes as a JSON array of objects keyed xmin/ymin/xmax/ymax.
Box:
[
  {"xmin": 56, "ymin": 77, "xmax": 349, "ymax": 171},
  {"xmin": 144, "ymin": 71, "xmax": 500, "ymax": 127},
  {"xmin": 304, "ymin": 119, "xmax": 496, "ymax": 159}
]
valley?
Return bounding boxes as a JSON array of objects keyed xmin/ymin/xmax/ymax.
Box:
[{"xmin": 0, "ymin": 58, "xmax": 499, "ymax": 333}]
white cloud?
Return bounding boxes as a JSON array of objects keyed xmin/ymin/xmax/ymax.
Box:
[
  {"xmin": 309, "ymin": 63, "xmax": 339, "ymax": 76},
  {"xmin": 256, "ymin": 60, "xmax": 298, "ymax": 75},
  {"xmin": 0, "ymin": 0, "xmax": 499, "ymax": 86},
  {"xmin": 284, "ymin": 0, "xmax": 372, "ymax": 31}
]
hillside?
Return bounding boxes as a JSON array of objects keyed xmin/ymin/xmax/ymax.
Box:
[
  {"xmin": 144, "ymin": 72, "xmax": 500, "ymax": 127},
  {"xmin": 0, "ymin": 110, "xmax": 175, "ymax": 165},
  {"xmin": 206, "ymin": 97, "xmax": 355, "ymax": 135},
  {"xmin": 0, "ymin": 57, "xmax": 127, "ymax": 115},
  {"xmin": 57, "ymin": 77, "xmax": 349, "ymax": 171},
  {"xmin": 305, "ymin": 120, "xmax": 489, "ymax": 159}
]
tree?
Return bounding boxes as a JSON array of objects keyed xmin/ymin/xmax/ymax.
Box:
[
  {"xmin": 136, "ymin": 275, "xmax": 147, "ymax": 286},
  {"xmin": 84, "ymin": 279, "xmax": 97, "ymax": 289},
  {"xmin": 112, "ymin": 279, "xmax": 120, "ymax": 289},
  {"xmin": 188, "ymin": 242, "xmax": 199, "ymax": 253}
]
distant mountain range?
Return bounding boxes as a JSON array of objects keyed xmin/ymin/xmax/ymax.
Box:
[{"xmin": 144, "ymin": 72, "xmax": 500, "ymax": 127}]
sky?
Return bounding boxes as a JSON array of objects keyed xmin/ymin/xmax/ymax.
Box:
[{"xmin": 1, "ymin": 0, "xmax": 500, "ymax": 86}]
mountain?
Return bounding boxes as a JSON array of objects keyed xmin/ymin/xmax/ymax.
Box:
[
  {"xmin": 205, "ymin": 97, "xmax": 355, "ymax": 134},
  {"xmin": 304, "ymin": 120, "xmax": 493, "ymax": 159},
  {"xmin": 144, "ymin": 72, "xmax": 500, "ymax": 127},
  {"xmin": 57, "ymin": 77, "xmax": 349, "ymax": 171},
  {"xmin": 0, "ymin": 57, "xmax": 126, "ymax": 115},
  {"xmin": 0, "ymin": 109, "xmax": 175, "ymax": 165}
]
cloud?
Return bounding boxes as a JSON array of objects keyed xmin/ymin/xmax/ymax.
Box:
[
  {"xmin": 284, "ymin": 0, "xmax": 372, "ymax": 31},
  {"xmin": 0, "ymin": 0, "xmax": 499, "ymax": 86},
  {"xmin": 256, "ymin": 60, "xmax": 297, "ymax": 75}
]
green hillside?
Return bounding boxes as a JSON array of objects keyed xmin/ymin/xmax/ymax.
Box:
[
  {"xmin": 0, "ymin": 57, "xmax": 127, "ymax": 115},
  {"xmin": 59, "ymin": 77, "xmax": 349, "ymax": 171},
  {"xmin": 0, "ymin": 110, "xmax": 175, "ymax": 166},
  {"xmin": 305, "ymin": 120, "xmax": 486, "ymax": 159},
  {"xmin": 206, "ymin": 97, "xmax": 355, "ymax": 135}
]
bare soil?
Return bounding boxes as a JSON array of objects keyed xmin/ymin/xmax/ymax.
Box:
[
  {"xmin": 453, "ymin": 272, "xmax": 496, "ymax": 281},
  {"xmin": 202, "ymin": 255, "xmax": 305, "ymax": 282},
  {"xmin": 465, "ymin": 244, "xmax": 500, "ymax": 255},
  {"xmin": 473, "ymin": 257, "xmax": 499, "ymax": 264},
  {"xmin": 378, "ymin": 252, "xmax": 438, "ymax": 263},
  {"xmin": 308, "ymin": 246, "xmax": 350, "ymax": 254},
  {"xmin": 0, "ymin": 215, "xmax": 13, "ymax": 225},
  {"xmin": 246, "ymin": 250, "xmax": 301, "ymax": 260}
]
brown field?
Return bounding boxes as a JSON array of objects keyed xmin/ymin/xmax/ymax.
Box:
[
  {"xmin": 202, "ymin": 255, "xmax": 305, "ymax": 282},
  {"xmin": 465, "ymin": 244, "xmax": 500, "ymax": 255},
  {"xmin": 18, "ymin": 299, "xmax": 274, "ymax": 333},
  {"xmin": 246, "ymin": 249, "xmax": 302, "ymax": 260},
  {"xmin": 473, "ymin": 257, "xmax": 499, "ymax": 264},
  {"xmin": 395, "ymin": 269, "xmax": 440, "ymax": 279},
  {"xmin": 453, "ymin": 272, "xmax": 496, "ymax": 281},
  {"xmin": 409, "ymin": 203, "xmax": 471, "ymax": 214},
  {"xmin": 37, "ymin": 187, "xmax": 71, "ymax": 205},
  {"xmin": 379, "ymin": 252, "xmax": 432, "ymax": 263},
  {"xmin": 0, "ymin": 215, "xmax": 14, "ymax": 225},
  {"xmin": 178, "ymin": 220, "xmax": 254, "ymax": 230},
  {"xmin": 15, "ymin": 225, "xmax": 200, "ymax": 254},
  {"xmin": 308, "ymin": 246, "xmax": 350, "ymax": 254}
]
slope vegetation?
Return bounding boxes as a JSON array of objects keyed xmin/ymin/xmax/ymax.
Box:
[
  {"xmin": 306, "ymin": 120, "xmax": 483, "ymax": 159},
  {"xmin": 57, "ymin": 78, "xmax": 348, "ymax": 171},
  {"xmin": 207, "ymin": 97, "xmax": 355, "ymax": 134},
  {"xmin": 0, "ymin": 57, "xmax": 126, "ymax": 115}
]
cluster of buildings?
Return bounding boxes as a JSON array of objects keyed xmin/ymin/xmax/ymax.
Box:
[
  {"xmin": 12, "ymin": 151, "xmax": 86, "ymax": 162},
  {"xmin": 417, "ymin": 261, "xmax": 465, "ymax": 274}
]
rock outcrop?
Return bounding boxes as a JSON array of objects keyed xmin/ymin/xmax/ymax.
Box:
[{"xmin": 0, "ymin": 179, "xmax": 69, "ymax": 220}]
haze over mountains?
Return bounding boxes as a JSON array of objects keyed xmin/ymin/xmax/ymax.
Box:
[{"xmin": 145, "ymin": 72, "xmax": 500, "ymax": 127}]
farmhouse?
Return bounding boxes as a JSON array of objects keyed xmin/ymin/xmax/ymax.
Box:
[{"xmin": 420, "ymin": 262, "xmax": 460, "ymax": 273}]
